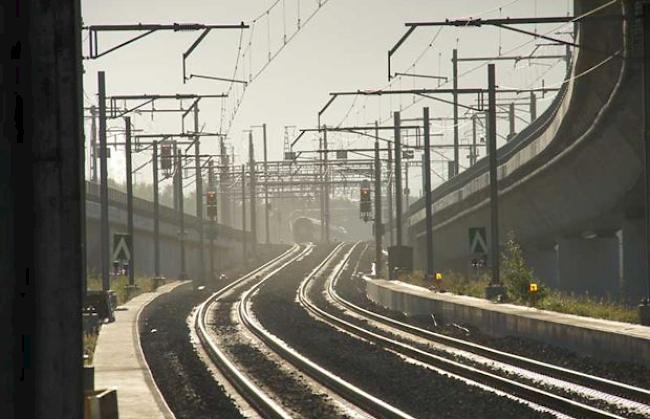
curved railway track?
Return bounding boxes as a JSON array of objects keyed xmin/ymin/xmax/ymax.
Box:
[
  {"xmin": 195, "ymin": 243, "xmax": 414, "ymax": 418},
  {"xmin": 304, "ymin": 242, "xmax": 650, "ymax": 419}
]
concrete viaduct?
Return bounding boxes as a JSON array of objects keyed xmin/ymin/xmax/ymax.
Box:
[
  {"xmin": 405, "ymin": 0, "xmax": 645, "ymax": 301},
  {"xmin": 85, "ymin": 181, "xmax": 250, "ymax": 280}
]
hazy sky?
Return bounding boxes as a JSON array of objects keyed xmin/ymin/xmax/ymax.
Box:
[{"xmin": 81, "ymin": 0, "xmax": 573, "ymax": 191}]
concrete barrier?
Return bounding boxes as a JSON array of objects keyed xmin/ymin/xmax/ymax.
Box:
[{"xmin": 366, "ymin": 279, "xmax": 650, "ymax": 366}]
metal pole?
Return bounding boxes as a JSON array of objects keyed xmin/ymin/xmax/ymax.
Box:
[
  {"xmin": 208, "ymin": 160, "xmax": 215, "ymax": 279},
  {"xmin": 405, "ymin": 161, "xmax": 410, "ymax": 208},
  {"xmin": 319, "ymin": 134, "xmax": 325, "ymax": 242},
  {"xmin": 374, "ymin": 122, "xmax": 383, "ymax": 276},
  {"xmin": 508, "ymin": 102, "xmax": 515, "ymax": 139},
  {"xmin": 394, "ymin": 112, "xmax": 403, "ymax": 246},
  {"xmin": 387, "ymin": 143, "xmax": 394, "ymax": 246},
  {"xmin": 324, "ymin": 125, "xmax": 330, "ymax": 243},
  {"xmin": 194, "ymin": 105, "xmax": 205, "ymax": 285},
  {"xmin": 423, "ymin": 107, "xmax": 434, "ymax": 277},
  {"xmin": 177, "ymin": 153, "xmax": 187, "ymax": 279},
  {"xmin": 242, "ymin": 164, "xmax": 247, "ymax": 262},
  {"xmin": 487, "ymin": 64, "xmax": 500, "ymax": 286},
  {"xmin": 98, "ymin": 71, "xmax": 110, "ymax": 290},
  {"xmin": 125, "ymin": 117, "xmax": 135, "ymax": 286},
  {"xmin": 263, "ymin": 123, "xmax": 270, "ymax": 244},
  {"xmin": 152, "ymin": 141, "xmax": 160, "ymax": 277},
  {"xmin": 90, "ymin": 105, "xmax": 98, "ymax": 182},
  {"xmin": 471, "ymin": 114, "xmax": 478, "ymax": 166},
  {"xmin": 219, "ymin": 138, "xmax": 231, "ymax": 227},
  {"xmin": 249, "ymin": 131, "xmax": 257, "ymax": 257},
  {"xmin": 452, "ymin": 48, "xmax": 459, "ymax": 177}
]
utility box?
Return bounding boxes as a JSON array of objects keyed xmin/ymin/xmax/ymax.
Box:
[{"xmin": 388, "ymin": 245, "xmax": 413, "ymax": 280}]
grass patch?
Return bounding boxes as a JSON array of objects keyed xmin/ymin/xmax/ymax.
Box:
[
  {"xmin": 398, "ymin": 270, "xmax": 489, "ymax": 298},
  {"xmin": 538, "ymin": 291, "xmax": 638, "ymax": 324},
  {"xmin": 398, "ymin": 271, "xmax": 639, "ymax": 324}
]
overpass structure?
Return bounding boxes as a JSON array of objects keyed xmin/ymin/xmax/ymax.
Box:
[
  {"xmin": 85, "ymin": 181, "xmax": 250, "ymax": 280},
  {"xmin": 405, "ymin": 0, "xmax": 644, "ymax": 301}
]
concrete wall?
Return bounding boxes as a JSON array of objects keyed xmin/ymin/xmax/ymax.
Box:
[
  {"xmin": 85, "ymin": 182, "xmax": 250, "ymax": 280},
  {"xmin": 367, "ymin": 280, "xmax": 650, "ymax": 366}
]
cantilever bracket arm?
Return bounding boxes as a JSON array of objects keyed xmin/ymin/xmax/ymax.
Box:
[
  {"xmin": 387, "ymin": 26, "xmax": 417, "ymax": 81},
  {"xmin": 182, "ymin": 29, "xmax": 212, "ymax": 83},
  {"xmin": 83, "ymin": 22, "xmax": 249, "ymax": 60}
]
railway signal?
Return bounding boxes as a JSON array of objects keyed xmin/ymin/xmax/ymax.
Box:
[
  {"xmin": 360, "ymin": 180, "xmax": 372, "ymax": 222},
  {"xmin": 206, "ymin": 191, "xmax": 218, "ymax": 219},
  {"xmin": 160, "ymin": 143, "xmax": 173, "ymax": 173}
]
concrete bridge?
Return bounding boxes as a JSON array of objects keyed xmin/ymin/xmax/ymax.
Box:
[
  {"xmin": 405, "ymin": 0, "xmax": 644, "ymax": 301},
  {"xmin": 85, "ymin": 181, "xmax": 250, "ymax": 280}
]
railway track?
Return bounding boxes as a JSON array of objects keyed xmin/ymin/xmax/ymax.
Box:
[
  {"xmin": 303, "ymin": 241, "xmax": 650, "ymax": 419},
  {"xmin": 195, "ymin": 243, "xmax": 414, "ymax": 419}
]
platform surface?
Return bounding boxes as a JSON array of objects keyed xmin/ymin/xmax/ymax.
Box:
[
  {"xmin": 372, "ymin": 279, "xmax": 650, "ymax": 340},
  {"xmin": 94, "ymin": 281, "xmax": 186, "ymax": 419}
]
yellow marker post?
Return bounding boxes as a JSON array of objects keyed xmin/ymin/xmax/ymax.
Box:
[
  {"xmin": 529, "ymin": 283, "xmax": 539, "ymax": 293},
  {"xmin": 435, "ymin": 273, "xmax": 443, "ymax": 281}
]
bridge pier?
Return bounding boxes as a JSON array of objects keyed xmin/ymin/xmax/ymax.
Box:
[
  {"xmin": 557, "ymin": 235, "xmax": 620, "ymax": 298},
  {"xmin": 622, "ymin": 217, "xmax": 648, "ymax": 303},
  {"xmin": 524, "ymin": 245, "xmax": 558, "ymax": 289}
]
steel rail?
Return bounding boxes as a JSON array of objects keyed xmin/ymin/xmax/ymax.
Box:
[
  {"xmin": 241, "ymin": 243, "xmax": 415, "ymax": 419},
  {"xmin": 298, "ymin": 243, "xmax": 625, "ymax": 419},
  {"xmin": 331, "ymin": 272, "xmax": 650, "ymax": 406},
  {"xmin": 195, "ymin": 244, "xmax": 303, "ymax": 419}
]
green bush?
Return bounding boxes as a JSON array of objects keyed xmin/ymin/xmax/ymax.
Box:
[{"xmin": 501, "ymin": 232, "xmax": 546, "ymax": 304}]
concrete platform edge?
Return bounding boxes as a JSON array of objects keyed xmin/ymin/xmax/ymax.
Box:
[{"xmin": 366, "ymin": 279, "xmax": 650, "ymax": 367}]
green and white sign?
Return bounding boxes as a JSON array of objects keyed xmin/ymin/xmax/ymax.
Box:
[
  {"xmin": 469, "ymin": 227, "xmax": 487, "ymax": 254},
  {"xmin": 112, "ymin": 233, "xmax": 132, "ymax": 262}
]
